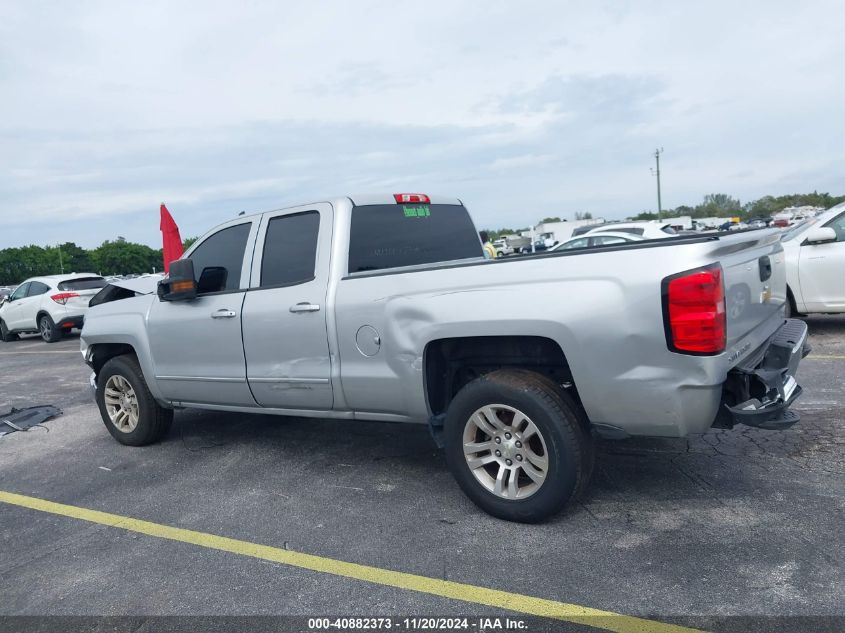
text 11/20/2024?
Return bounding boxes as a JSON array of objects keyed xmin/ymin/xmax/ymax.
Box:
[{"xmin": 307, "ymin": 617, "xmax": 528, "ymax": 631}]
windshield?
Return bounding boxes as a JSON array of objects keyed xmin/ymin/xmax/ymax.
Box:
[{"xmin": 780, "ymin": 218, "xmax": 817, "ymax": 241}]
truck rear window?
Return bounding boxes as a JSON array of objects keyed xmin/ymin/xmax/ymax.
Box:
[
  {"xmin": 58, "ymin": 277, "xmax": 107, "ymax": 291},
  {"xmin": 348, "ymin": 204, "xmax": 482, "ymax": 273}
]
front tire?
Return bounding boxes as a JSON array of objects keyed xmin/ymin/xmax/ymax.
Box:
[
  {"xmin": 96, "ymin": 355, "xmax": 173, "ymax": 446},
  {"xmin": 0, "ymin": 319, "xmax": 18, "ymax": 342},
  {"xmin": 444, "ymin": 369, "xmax": 593, "ymax": 523},
  {"xmin": 39, "ymin": 314, "xmax": 62, "ymax": 343}
]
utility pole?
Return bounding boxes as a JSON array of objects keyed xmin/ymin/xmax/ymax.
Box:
[
  {"xmin": 57, "ymin": 244, "xmax": 64, "ymax": 274},
  {"xmin": 651, "ymin": 148, "xmax": 664, "ymax": 220}
]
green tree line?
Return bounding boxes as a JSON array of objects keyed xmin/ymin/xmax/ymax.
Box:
[
  {"xmin": 627, "ymin": 191, "xmax": 845, "ymax": 222},
  {"xmin": 0, "ymin": 237, "xmax": 197, "ymax": 286}
]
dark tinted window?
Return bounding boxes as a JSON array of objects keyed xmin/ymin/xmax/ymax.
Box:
[
  {"xmin": 89, "ymin": 284, "xmax": 136, "ymax": 308},
  {"xmin": 348, "ymin": 204, "xmax": 481, "ymax": 273},
  {"xmin": 189, "ymin": 223, "xmax": 251, "ymax": 293},
  {"xmin": 27, "ymin": 281, "xmax": 50, "ymax": 296},
  {"xmin": 58, "ymin": 277, "xmax": 106, "ymax": 291},
  {"xmin": 261, "ymin": 211, "xmax": 320, "ymax": 286}
]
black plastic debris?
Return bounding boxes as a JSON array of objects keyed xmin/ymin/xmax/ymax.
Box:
[{"xmin": 0, "ymin": 405, "xmax": 63, "ymax": 437}]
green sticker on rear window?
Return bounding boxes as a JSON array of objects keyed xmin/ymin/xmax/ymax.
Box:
[{"xmin": 403, "ymin": 205, "xmax": 430, "ymax": 218}]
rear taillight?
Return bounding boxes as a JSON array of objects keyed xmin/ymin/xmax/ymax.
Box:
[
  {"xmin": 662, "ymin": 264, "xmax": 726, "ymax": 354},
  {"xmin": 50, "ymin": 292, "xmax": 79, "ymax": 305},
  {"xmin": 394, "ymin": 193, "xmax": 430, "ymax": 203}
]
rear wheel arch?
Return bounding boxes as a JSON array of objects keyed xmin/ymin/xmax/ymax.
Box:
[{"xmin": 423, "ymin": 335, "xmax": 583, "ymax": 419}]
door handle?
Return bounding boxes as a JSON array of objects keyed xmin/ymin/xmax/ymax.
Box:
[
  {"xmin": 290, "ymin": 302, "xmax": 321, "ymax": 313},
  {"xmin": 211, "ymin": 309, "xmax": 237, "ymax": 319}
]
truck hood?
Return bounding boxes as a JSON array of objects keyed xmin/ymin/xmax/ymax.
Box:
[{"xmin": 109, "ymin": 275, "xmax": 164, "ymax": 295}]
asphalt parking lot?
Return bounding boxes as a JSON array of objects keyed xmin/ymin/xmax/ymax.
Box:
[{"xmin": 1, "ymin": 320, "xmax": 843, "ymax": 633}]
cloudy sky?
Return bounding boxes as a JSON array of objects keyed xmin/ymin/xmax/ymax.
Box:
[{"xmin": 1, "ymin": 0, "xmax": 843, "ymax": 249}]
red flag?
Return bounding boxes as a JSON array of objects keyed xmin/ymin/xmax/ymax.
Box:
[{"xmin": 159, "ymin": 203, "xmax": 184, "ymax": 273}]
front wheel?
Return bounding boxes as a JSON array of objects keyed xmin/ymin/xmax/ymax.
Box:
[
  {"xmin": 96, "ymin": 355, "xmax": 173, "ymax": 446},
  {"xmin": 443, "ymin": 369, "xmax": 593, "ymax": 523},
  {"xmin": 0, "ymin": 319, "xmax": 19, "ymax": 342}
]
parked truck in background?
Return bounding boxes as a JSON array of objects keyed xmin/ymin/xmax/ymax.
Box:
[{"xmin": 81, "ymin": 193, "xmax": 808, "ymax": 522}]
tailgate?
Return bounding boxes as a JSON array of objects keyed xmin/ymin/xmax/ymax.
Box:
[
  {"xmin": 56, "ymin": 277, "xmax": 108, "ymax": 310},
  {"xmin": 65, "ymin": 288, "xmax": 102, "ymax": 309},
  {"xmin": 716, "ymin": 230, "xmax": 786, "ymax": 358}
]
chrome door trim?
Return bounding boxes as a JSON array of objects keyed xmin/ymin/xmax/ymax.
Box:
[
  {"xmin": 155, "ymin": 375, "xmax": 245, "ymax": 383},
  {"xmin": 248, "ymin": 377, "xmax": 330, "ymax": 384}
]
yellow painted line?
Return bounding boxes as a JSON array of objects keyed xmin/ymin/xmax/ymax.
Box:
[{"xmin": 0, "ymin": 490, "xmax": 698, "ymax": 633}]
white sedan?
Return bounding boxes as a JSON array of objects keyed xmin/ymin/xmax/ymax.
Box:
[
  {"xmin": 780, "ymin": 202, "xmax": 845, "ymax": 316},
  {"xmin": 549, "ymin": 231, "xmax": 645, "ymax": 252}
]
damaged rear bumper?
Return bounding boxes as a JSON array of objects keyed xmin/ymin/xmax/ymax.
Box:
[{"xmin": 717, "ymin": 318, "xmax": 809, "ymax": 431}]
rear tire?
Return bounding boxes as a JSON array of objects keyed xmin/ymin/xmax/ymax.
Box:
[
  {"xmin": 443, "ymin": 369, "xmax": 593, "ymax": 523},
  {"xmin": 97, "ymin": 355, "xmax": 173, "ymax": 446},
  {"xmin": 39, "ymin": 314, "xmax": 62, "ymax": 343},
  {"xmin": 0, "ymin": 319, "xmax": 18, "ymax": 342}
]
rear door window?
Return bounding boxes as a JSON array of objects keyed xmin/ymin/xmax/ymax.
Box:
[
  {"xmin": 27, "ymin": 281, "xmax": 50, "ymax": 296},
  {"xmin": 260, "ymin": 211, "xmax": 320, "ymax": 287},
  {"xmin": 348, "ymin": 204, "xmax": 481, "ymax": 273}
]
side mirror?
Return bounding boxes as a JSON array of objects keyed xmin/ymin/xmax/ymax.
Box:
[
  {"xmin": 157, "ymin": 259, "xmax": 197, "ymax": 302},
  {"xmin": 803, "ymin": 227, "xmax": 837, "ymax": 245}
]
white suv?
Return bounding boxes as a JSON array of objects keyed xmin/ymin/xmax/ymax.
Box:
[{"xmin": 0, "ymin": 274, "xmax": 107, "ymax": 343}]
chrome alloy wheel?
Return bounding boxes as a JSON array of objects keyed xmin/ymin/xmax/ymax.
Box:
[
  {"xmin": 103, "ymin": 374, "xmax": 140, "ymax": 433},
  {"xmin": 39, "ymin": 318, "xmax": 52, "ymax": 340},
  {"xmin": 462, "ymin": 404, "xmax": 549, "ymax": 500}
]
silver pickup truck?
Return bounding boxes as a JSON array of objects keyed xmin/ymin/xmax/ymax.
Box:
[{"xmin": 81, "ymin": 193, "xmax": 808, "ymax": 522}]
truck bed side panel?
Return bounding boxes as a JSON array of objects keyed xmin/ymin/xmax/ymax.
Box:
[{"xmin": 334, "ymin": 231, "xmax": 787, "ymax": 437}]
